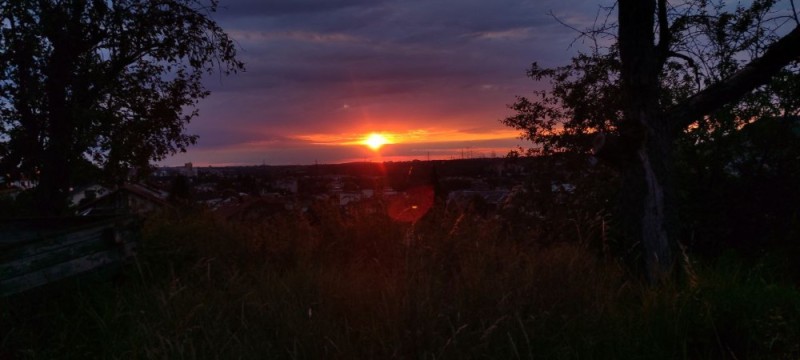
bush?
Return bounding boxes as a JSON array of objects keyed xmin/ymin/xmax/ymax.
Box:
[{"xmin": 2, "ymin": 207, "xmax": 799, "ymax": 359}]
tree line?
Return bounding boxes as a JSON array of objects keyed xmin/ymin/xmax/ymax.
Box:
[
  {"xmin": 504, "ymin": 0, "xmax": 800, "ymax": 282},
  {"xmin": 2, "ymin": 0, "xmax": 800, "ymax": 283},
  {"xmin": 0, "ymin": 0, "xmax": 243, "ymax": 215}
]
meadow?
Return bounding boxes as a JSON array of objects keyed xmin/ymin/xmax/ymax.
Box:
[{"xmin": 2, "ymin": 201, "xmax": 799, "ymax": 359}]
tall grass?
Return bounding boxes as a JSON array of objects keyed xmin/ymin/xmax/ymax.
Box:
[{"xmin": 2, "ymin": 202, "xmax": 799, "ymax": 359}]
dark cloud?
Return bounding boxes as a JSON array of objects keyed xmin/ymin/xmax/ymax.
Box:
[
  {"xmin": 217, "ymin": 0, "xmax": 382, "ymax": 17},
  {"xmin": 191, "ymin": 127, "xmax": 291, "ymax": 148},
  {"xmin": 166, "ymin": 0, "xmax": 607, "ymax": 165}
]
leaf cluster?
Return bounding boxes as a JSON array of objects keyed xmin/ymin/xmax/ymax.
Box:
[
  {"xmin": 504, "ymin": 0, "xmax": 799, "ymax": 156},
  {"xmin": 502, "ymin": 52, "xmax": 622, "ymax": 156},
  {"xmin": 0, "ymin": 0, "xmax": 244, "ymax": 183},
  {"xmin": 504, "ymin": 0, "xmax": 800, "ymax": 257}
]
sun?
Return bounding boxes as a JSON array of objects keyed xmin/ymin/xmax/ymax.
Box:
[{"xmin": 363, "ymin": 133, "xmax": 389, "ymax": 150}]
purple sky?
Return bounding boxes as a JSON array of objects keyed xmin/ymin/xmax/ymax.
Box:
[{"xmin": 161, "ymin": 0, "xmax": 603, "ymax": 166}]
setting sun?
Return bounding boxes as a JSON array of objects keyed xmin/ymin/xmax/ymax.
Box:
[{"xmin": 363, "ymin": 133, "xmax": 390, "ymax": 150}]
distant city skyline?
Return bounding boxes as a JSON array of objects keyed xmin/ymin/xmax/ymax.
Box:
[{"xmin": 161, "ymin": 0, "xmax": 603, "ymax": 166}]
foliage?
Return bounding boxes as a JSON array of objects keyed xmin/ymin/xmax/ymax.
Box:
[
  {"xmin": 505, "ymin": 1, "xmax": 798, "ymax": 156},
  {"xmin": 0, "ymin": 0, "xmax": 243, "ymax": 213},
  {"xmin": 168, "ymin": 174, "xmax": 193, "ymax": 203},
  {"xmin": 502, "ymin": 52, "xmax": 622, "ymax": 156},
  {"xmin": 503, "ymin": 0, "xmax": 800, "ymax": 264},
  {"xmin": 2, "ymin": 207, "xmax": 800, "ymax": 359},
  {"xmin": 677, "ymin": 114, "xmax": 800, "ymax": 256}
]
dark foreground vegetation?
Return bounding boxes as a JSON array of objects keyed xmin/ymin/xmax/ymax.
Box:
[
  {"xmin": 3, "ymin": 202, "xmax": 799, "ymax": 359},
  {"xmin": 2, "ymin": 0, "xmax": 800, "ymax": 358}
]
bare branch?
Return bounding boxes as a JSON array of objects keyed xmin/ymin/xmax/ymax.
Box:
[
  {"xmin": 547, "ymin": 3, "xmax": 618, "ymax": 52},
  {"xmin": 666, "ymin": 51, "xmax": 702, "ymax": 89},
  {"xmin": 667, "ymin": 25, "xmax": 800, "ymax": 131},
  {"xmin": 656, "ymin": 0, "xmax": 671, "ymax": 63}
]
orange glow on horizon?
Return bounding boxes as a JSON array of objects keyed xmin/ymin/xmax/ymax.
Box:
[{"xmin": 294, "ymin": 128, "xmax": 519, "ymax": 147}]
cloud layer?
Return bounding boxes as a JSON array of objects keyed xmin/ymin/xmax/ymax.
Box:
[{"xmin": 164, "ymin": 0, "xmax": 603, "ymax": 166}]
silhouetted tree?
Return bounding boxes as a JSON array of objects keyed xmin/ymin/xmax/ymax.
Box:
[
  {"xmin": 505, "ymin": 0, "xmax": 800, "ymax": 282},
  {"xmin": 0, "ymin": 0, "xmax": 244, "ymax": 215},
  {"xmin": 168, "ymin": 174, "xmax": 193, "ymax": 203}
]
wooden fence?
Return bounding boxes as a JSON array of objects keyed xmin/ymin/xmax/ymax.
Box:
[{"xmin": 0, "ymin": 216, "xmax": 139, "ymax": 296}]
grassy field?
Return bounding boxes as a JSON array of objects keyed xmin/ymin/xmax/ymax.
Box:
[{"xmin": 2, "ymin": 203, "xmax": 799, "ymax": 359}]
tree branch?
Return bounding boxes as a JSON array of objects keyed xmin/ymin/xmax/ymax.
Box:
[
  {"xmin": 656, "ymin": 0, "xmax": 671, "ymax": 64},
  {"xmin": 666, "ymin": 51, "xmax": 702, "ymax": 89},
  {"xmin": 667, "ymin": 25, "xmax": 800, "ymax": 131}
]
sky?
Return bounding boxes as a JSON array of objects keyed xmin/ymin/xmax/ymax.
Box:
[{"xmin": 161, "ymin": 0, "xmax": 603, "ymax": 166}]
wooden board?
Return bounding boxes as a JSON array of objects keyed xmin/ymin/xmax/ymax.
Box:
[{"xmin": 0, "ymin": 216, "xmax": 140, "ymax": 296}]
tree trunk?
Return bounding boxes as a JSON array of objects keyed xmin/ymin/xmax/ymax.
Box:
[
  {"xmin": 618, "ymin": 0, "xmax": 673, "ymax": 283},
  {"xmin": 616, "ymin": 116, "xmax": 674, "ymax": 284},
  {"xmin": 637, "ymin": 118, "xmax": 674, "ymax": 283},
  {"xmin": 36, "ymin": 19, "xmax": 77, "ymax": 216},
  {"xmin": 614, "ymin": 1, "xmax": 800, "ymax": 283},
  {"xmin": 37, "ymin": 112, "xmax": 73, "ymax": 216}
]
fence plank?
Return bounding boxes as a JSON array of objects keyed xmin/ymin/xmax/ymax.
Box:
[{"xmin": 0, "ymin": 216, "xmax": 139, "ymax": 296}]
